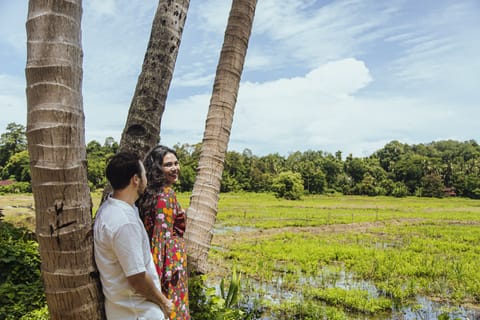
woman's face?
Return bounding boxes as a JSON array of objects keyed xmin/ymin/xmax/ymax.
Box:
[{"xmin": 161, "ymin": 152, "xmax": 180, "ymax": 187}]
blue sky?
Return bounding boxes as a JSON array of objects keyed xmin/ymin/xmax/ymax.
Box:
[{"xmin": 1, "ymin": 0, "xmax": 479, "ymax": 157}]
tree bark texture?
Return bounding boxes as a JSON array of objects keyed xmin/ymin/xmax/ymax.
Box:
[
  {"xmin": 119, "ymin": 0, "xmax": 190, "ymax": 159},
  {"xmin": 185, "ymin": 0, "xmax": 257, "ymax": 274},
  {"xmin": 25, "ymin": 0, "xmax": 104, "ymax": 319}
]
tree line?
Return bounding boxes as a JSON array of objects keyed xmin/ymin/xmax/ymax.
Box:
[{"xmin": 1, "ymin": 122, "xmax": 479, "ymax": 199}]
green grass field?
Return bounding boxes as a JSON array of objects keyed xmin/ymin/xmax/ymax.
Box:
[
  {"xmin": 207, "ymin": 193, "xmax": 480, "ymax": 319},
  {"xmin": 2, "ymin": 192, "xmax": 480, "ymax": 319}
]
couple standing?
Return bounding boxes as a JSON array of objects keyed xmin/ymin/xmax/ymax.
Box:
[{"xmin": 93, "ymin": 145, "xmax": 190, "ymax": 319}]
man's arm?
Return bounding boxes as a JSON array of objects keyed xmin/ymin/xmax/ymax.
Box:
[{"xmin": 127, "ymin": 271, "xmax": 174, "ymax": 317}]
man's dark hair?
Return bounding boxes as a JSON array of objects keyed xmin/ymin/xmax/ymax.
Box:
[{"xmin": 105, "ymin": 152, "xmax": 142, "ymax": 190}]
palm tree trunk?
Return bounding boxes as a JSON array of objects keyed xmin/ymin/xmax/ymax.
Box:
[
  {"xmin": 185, "ymin": 0, "xmax": 257, "ymax": 274},
  {"xmin": 119, "ymin": 0, "xmax": 190, "ymax": 158},
  {"xmin": 26, "ymin": 0, "xmax": 104, "ymax": 319}
]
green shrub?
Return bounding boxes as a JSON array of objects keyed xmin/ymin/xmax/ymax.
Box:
[
  {"xmin": 0, "ymin": 221, "xmax": 45, "ymax": 320},
  {"xmin": 189, "ymin": 269, "xmax": 259, "ymax": 320},
  {"xmin": 392, "ymin": 182, "xmax": 409, "ymax": 198},
  {"xmin": 0, "ymin": 181, "xmax": 31, "ymax": 193},
  {"xmin": 271, "ymin": 300, "xmax": 347, "ymax": 320},
  {"xmin": 19, "ymin": 306, "xmax": 49, "ymax": 320},
  {"xmin": 272, "ymin": 171, "xmax": 304, "ymax": 200}
]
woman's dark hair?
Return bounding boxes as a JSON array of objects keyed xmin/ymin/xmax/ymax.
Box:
[
  {"xmin": 137, "ymin": 145, "xmax": 178, "ymax": 221},
  {"xmin": 105, "ymin": 152, "xmax": 142, "ymax": 190}
]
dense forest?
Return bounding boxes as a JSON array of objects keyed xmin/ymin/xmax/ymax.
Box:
[{"xmin": 1, "ymin": 122, "xmax": 479, "ymax": 199}]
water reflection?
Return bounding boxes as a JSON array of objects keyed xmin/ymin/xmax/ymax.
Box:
[
  {"xmin": 240, "ymin": 267, "xmax": 479, "ymax": 320},
  {"xmin": 213, "ymin": 225, "xmax": 258, "ymax": 234}
]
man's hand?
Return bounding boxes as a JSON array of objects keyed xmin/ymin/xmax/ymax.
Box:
[
  {"xmin": 127, "ymin": 271, "xmax": 173, "ymax": 317},
  {"xmin": 160, "ymin": 298, "xmax": 174, "ymax": 318}
]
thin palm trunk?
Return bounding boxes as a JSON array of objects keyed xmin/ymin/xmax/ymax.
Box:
[
  {"xmin": 26, "ymin": 0, "xmax": 104, "ymax": 318},
  {"xmin": 119, "ymin": 0, "xmax": 190, "ymax": 158},
  {"xmin": 185, "ymin": 0, "xmax": 257, "ymax": 273}
]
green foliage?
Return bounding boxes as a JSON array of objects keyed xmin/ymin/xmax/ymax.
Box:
[
  {"xmin": 210, "ymin": 193, "xmax": 480, "ymax": 317},
  {"xmin": 0, "ymin": 181, "xmax": 31, "ymax": 194},
  {"xmin": 344, "ymin": 155, "xmax": 367, "ymax": 184},
  {"xmin": 419, "ymin": 173, "xmax": 445, "ymax": 198},
  {"xmin": 0, "ymin": 123, "xmax": 27, "ymax": 167},
  {"xmin": 393, "ymin": 154, "xmax": 427, "ymax": 193},
  {"xmin": 391, "ymin": 182, "xmax": 409, "ymax": 197},
  {"xmin": 1, "ymin": 150, "xmax": 30, "ymax": 181},
  {"xmin": 1, "ymin": 123, "xmax": 480, "ymax": 199},
  {"xmin": 173, "ymin": 143, "xmax": 201, "ymax": 192},
  {"xmin": 354, "ymin": 173, "xmax": 379, "ymax": 196},
  {"xmin": 19, "ymin": 306, "xmax": 49, "ymax": 320},
  {"xmin": 220, "ymin": 265, "xmax": 241, "ymax": 309},
  {"xmin": 374, "ymin": 140, "xmax": 408, "ymax": 172},
  {"xmin": 86, "ymin": 137, "xmax": 118, "ymax": 189},
  {"xmin": 462, "ymin": 174, "xmax": 480, "ymax": 199},
  {"xmin": 0, "ymin": 221, "xmax": 45, "ymax": 320},
  {"xmin": 272, "ymin": 171, "xmax": 304, "ymax": 200},
  {"xmin": 270, "ymin": 300, "xmax": 347, "ymax": 320},
  {"xmin": 189, "ymin": 272, "xmax": 254, "ymax": 320},
  {"xmin": 305, "ymin": 287, "xmax": 392, "ymax": 313}
]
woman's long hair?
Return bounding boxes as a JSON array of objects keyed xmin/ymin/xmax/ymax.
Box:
[{"xmin": 137, "ymin": 145, "xmax": 178, "ymax": 222}]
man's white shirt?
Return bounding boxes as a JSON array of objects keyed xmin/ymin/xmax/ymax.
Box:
[{"xmin": 94, "ymin": 197, "xmax": 164, "ymax": 320}]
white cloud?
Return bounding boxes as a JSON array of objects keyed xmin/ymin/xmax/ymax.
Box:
[
  {"xmin": 89, "ymin": 0, "xmax": 116, "ymax": 16},
  {"xmin": 383, "ymin": 1, "xmax": 480, "ymax": 86},
  {"xmin": 172, "ymin": 69, "xmax": 215, "ymax": 88},
  {"xmin": 159, "ymin": 94, "xmax": 210, "ymax": 146},
  {"xmin": 162, "ymin": 58, "xmax": 373, "ymax": 155},
  {"xmin": 250, "ymin": 0, "xmax": 400, "ymax": 68},
  {"xmin": 161, "ymin": 57, "xmax": 478, "ymax": 157}
]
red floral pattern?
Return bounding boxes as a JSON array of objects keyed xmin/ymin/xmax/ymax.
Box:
[{"xmin": 145, "ymin": 187, "xmax": 189, "ymax": 320}]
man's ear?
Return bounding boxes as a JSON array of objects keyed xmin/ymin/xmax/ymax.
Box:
[{"xmin": 131, "ymin": 174, "xmax": 139, "ymax": 185}]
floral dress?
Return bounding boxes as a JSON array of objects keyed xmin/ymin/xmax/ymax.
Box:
[{"xmin": 143, "ymin": 187, "xmax": 190, "ymax": 320}]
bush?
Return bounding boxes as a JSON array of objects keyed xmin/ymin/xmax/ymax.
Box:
[
  {"xmin": 391, "ymin": 182, "xmax": 409, "ymax": 198},
  {"xmin": 0, "ymin": 181, "xmax": 31, "ymax": 193},
  {"xmin": 189, "ymin": 270, "xmax": 259, "ymax": 320},
  {"xmin": 0, "ymin": 221, "xmax": 45, "ymax": 320},
  {"xmin": 419, "ymin": 173, "xmax": 445, "ymax": 198},
  {"xmin": 19, "ymin": 306, "xmax": 49, "ymax": 320},
  {"xmin": 272, "ymin": 171, "xmax": 304, "ymax": 200}
]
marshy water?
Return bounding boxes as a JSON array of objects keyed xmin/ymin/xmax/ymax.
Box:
[
  {"xmin": 213, "ymin": 223, "xmax": 479, "ymax": 319},
  {"xmin": 239, "ymin": 268, "xmax": 480, "ymax": 319}
]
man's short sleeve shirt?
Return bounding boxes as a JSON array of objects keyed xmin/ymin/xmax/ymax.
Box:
[{"xmin": 93, "ymin": 197, "xmax": 163, "ymax": 319}]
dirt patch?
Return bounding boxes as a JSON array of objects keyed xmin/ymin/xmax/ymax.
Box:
[{"xmin": 212, "ymin": 218, "xmax": 480, "ymax": 247}]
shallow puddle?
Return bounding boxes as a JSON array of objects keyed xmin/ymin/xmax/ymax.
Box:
[
  {"xmin": 213, "ymin": 225, "xmax": 258, "ymax": 234},
  {"xmin": 238, "ymin": 268, "xmax": 479, "ymax": 320}
]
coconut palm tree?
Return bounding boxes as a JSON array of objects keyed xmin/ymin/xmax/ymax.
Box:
[
  {"xmin": 25, "ymin": 0, "xmax": 104, "ymax": 319},
  {"xmin": 119, "ymin": 0, "xmax": 190, "ymax": 158},
  {"xmin": 185, "ymin": 0, "xmax": 257, "ymax": 273}
]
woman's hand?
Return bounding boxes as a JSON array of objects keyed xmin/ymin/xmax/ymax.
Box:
[{"xmin": 173, "ymin": 211, "xmax": 186, "ymax": 236}]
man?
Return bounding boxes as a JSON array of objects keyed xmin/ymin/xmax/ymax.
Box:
[{"xmin": 94, "ymin": 152, "xmax": 173, "ymax": 319}]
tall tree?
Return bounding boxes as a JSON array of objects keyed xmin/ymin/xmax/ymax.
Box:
[
  {"xmin": 25, "ymin": 0, "xmax": 104, "ymax": 319},
  {"xmin": 185, "ymin": 0, "xmax": 257, "ymax": 273},
  {"xmin": 0, "ymin": 122, "xmax": 27, "ymax": 166},
  {"xmin": 118, "ymin": 0, "xmax": 190, "ymax": 158}
]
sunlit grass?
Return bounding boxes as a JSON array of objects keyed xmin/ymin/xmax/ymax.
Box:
[
  {"xmin": 209, "ymin": 193, "xmax": 480, "ymax": 228},
  {"xmin": 3, "ymin": 191, "xmax": 480, "ymax": 317},
  {"xmin": 213, "ymin": 221, "xmax": 480, "ymax": 305}
]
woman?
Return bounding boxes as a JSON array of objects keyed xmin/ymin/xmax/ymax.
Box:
[{"xmin": 138, "ymin": 145, "xmax": 190, "ymax": 320}]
